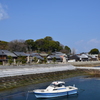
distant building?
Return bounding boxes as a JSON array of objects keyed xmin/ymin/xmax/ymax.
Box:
[
  {"xmin": 30, "ymin": 53, "xmax": 44, "ymax": 63},
  {"xmin": 47, "ymin": 52, "xmax": 67, "ymax": 63},
  {"xmin": 14, "ymin": 51, "xmax": 27, "ymax": 57},
  {"xmin": 0, "ymin": 50, "xmax": 17, "ymax": 65},
  {"xmin": 2, "ymin": 50, "xmax": 17, "ymax": 58},
  {"xmin": 0, "ymin": 50, "xmax": 7, "ymax": 64}
]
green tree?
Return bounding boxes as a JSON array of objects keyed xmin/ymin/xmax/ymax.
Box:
[
  {"xmin": 43, "ymin": 57, "xmax": 47, "ymax": 63},
  {"xmin": 25, "ymin": 39, "xmax": 35, "ymax": 52},
  {"xmin": 49, "ymin": 41, "xmax": 61, "ymax": 52},
  {"xmin": 34, "ymin": 57, "xmax": 38, "ymax": 63},
  {"xmin": 64, "ymin": 46, "xmax": 71, "ymax": 54},
  {"xmin": 35, "ymin": 39, "xmax": 45, "ymax": 51},
  {"xmin": 21, "ymin": 56, "xmax": 27, "ymax": 64},
  {"xmin": 89, "ymin": 48, "xmax": 99, "ymax": 54},
  {"xmin": 0, "ymin": 40, "xmax": 8, "ymax": 50},
  {"xmin": 53, "ymin": 57, "xmax": 56, "ymax": 63},
  {"xmin": 44, "ymin": 36, "xmax": 53, "ymax": 41},
  {"xmin": 34, "ymin": 36, "xmax": 64, "ymax": 53},
  {"xmin": 16, "ymin": 56, "xmax": 26, "ymax": 65},
  {"xmin": 8, "ymin": 56, "xmax": 13, "ymax": 65}
]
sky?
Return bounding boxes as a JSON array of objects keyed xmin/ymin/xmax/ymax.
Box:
[{"xmin": 0, "ymin": 0, "xmax": 100, "ymax": 53}]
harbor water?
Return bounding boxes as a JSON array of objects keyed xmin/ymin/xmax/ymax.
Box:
[{"xmin": 0, "ymin": 76, "xmax": 100, "ymax": 100}]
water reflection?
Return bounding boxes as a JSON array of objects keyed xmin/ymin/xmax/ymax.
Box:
[{"xmin": 35, "ymin": 94, "xmax": 78, "ymax": 100}]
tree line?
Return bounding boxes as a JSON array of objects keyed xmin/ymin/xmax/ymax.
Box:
[
  {"xmin": 0, "ymin": 36, "xmax": 71, "ymax": 54},
  {"xmin": 0, "ymin": 36, "xmax": 100, "ymax": 55}
]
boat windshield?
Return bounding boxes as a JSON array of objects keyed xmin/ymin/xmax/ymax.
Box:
[{"xmin": 50, "ymin": 83, "xmax": 65, "ymax": 87}]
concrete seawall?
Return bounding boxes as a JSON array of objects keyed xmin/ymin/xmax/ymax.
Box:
[
  {"xmin": 0, "ymin": 61, "xmax": 100, "ymax": 78},
  {"xmin": 0, "ymin": 64, "xmax": 75, "ymax": 78}
]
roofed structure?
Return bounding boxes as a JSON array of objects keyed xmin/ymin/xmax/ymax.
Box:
[
  {"xmin": 14, "ymin": 52, "xmax": 27, "ymax": 56},
  {"xmin": 0, "ymin": 50, "xmax": 7, "ymax": 62},
  {"xmin": 0, "ymin": 50, "xmax": 6, "ymax": 56},
  {"xmin": 47, "ymin": 55, "xmax": 63, "ymax": 62},
  {"xmin": 31, "ymin": 53, "xmax": 44, "ymax": 60},
  {"xmin": 2, "ymin": 50, "xmax": 17, "ymax": 57}
]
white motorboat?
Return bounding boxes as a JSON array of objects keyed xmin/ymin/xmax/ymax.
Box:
[{"xmin": 33, "ymin": 81, "xmax": 78, "ymax": 98}]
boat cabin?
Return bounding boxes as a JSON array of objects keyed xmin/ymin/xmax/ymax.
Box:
[{"xmin": 50, "ymin": 81, "xmax": 65, "ymax": 87}]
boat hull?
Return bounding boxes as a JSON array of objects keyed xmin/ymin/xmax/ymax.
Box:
[{"xmin": 34, "ymin": 89, "xmax": 78, "ymax": 98}]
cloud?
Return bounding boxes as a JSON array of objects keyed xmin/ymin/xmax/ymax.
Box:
[
  {"xmin": 87, "ymin": 39, "xmax": 100, "ymax": 45},
  {"xmin": 0, "ymin": 3, "xmax": 9, "ymax": 20},
  {"xmin": 75, "ymin": 39, "xmax": 100, "ymax": 53}
]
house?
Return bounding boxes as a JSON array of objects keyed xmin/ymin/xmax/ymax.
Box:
[
  {"xmin": 14, "ymin": 51, "xmax": 29, "ymax": 64},
  {"xmin": 54, "ymin": 52, "xmax": 67, "ymax": 63},
  {"xmin": 0, "ymin": 50, "xmax": 7, "ymax": 65},
  {"xmin": 14, "ymin": 51, "xmax": 27, "ymax": 57},
  {"xmin": 0, "ymin": 50, "xmax": 17, "ymax": 65},
  {"xmin": 2, "ymin": 50, "xmax": 17, "ymax": 58},
  {"xmin": 68, "ymin": 53, "xmax": 89, "ymax": 62},
  {"xmin": 47, "ymin": 55, "xmax": 63, "ymax": 63},
  {"xmin": 30, "ymin": 53, "xmax": 44, "ymax": 63},
  {"xmin": 47, "ymin": 52, "xmax": 67, "ymax": 63},
  {"xmin": 78, "ymin": 53, "xmax": 98, "ymax": 61},
  {"xmin": 68, "ymin": 55, "xmax": 80, "ymax": 62},
  {"xmin": 31, "ymin": 53, "xmax": 44, "ymax": 60},
  {"xmin": 88, "ymin": 54, "xmax": 98, "ymax": 61},
  {"xmin": 77, "ymin": 54, "xmax": 89, "ymax": 61}
]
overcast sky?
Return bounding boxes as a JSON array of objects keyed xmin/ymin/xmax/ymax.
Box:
[{"xmin": 0, "ymin": 0, "xmax": 100, "ymax": 53}]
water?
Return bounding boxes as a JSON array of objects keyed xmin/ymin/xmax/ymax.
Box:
[{"xmin": 0, "ymin": 76, "xmax": 100, "ymax": 100}]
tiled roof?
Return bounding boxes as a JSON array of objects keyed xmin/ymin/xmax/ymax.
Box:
[
  {"xmin": 2, "ymin": 50, "xmax": 17, "ymax": 57},
  {"xmin": 52, "ymin": 52, "xmax": 67, "ymax": 56},
  {"xmin": 31, "ymin": 53, "xmax": 39, "ymax": 56},
  {"xmin": 32, "ymin": 55, "xmax": 44, "ymax": 60},
  {"xmin": 47, "ymin": 55, "xmax": 62, "ymax": 59},
  {"xmin": 0, "ymin": 50, "xmax": 6, "ymax": 55},
  {"xmin": 14, "ymin": 52, "xmax": 27, "ymax": 56}
]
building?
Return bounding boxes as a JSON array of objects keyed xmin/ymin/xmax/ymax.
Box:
[
  {"xmin": 47, "ymin": 52, "xmax": 67, "ymax": 63},
  {"xmin": 0, "ymin": 50, "xmax": 7, "ymax": 65},
  {"xmin": 0, "ymin": 50, "xmax": 17, "ymax": 65}
]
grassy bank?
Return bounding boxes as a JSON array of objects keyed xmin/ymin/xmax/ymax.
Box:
[
  {"xmin": 0, "ymin": 69, "xmax": 86, "ymax": 91},
  {"xmin": 69, "ymin": 61, "xmax": 100, "ymax": 67},
  {"xmin": 85, "ymin": 69, "xmax": 100, "ymax": 77}
]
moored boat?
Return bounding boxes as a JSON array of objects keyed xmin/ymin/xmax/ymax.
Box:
[{"xmin": 33, "ymin": 81, "xmax": 78, "ymax": 98}]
